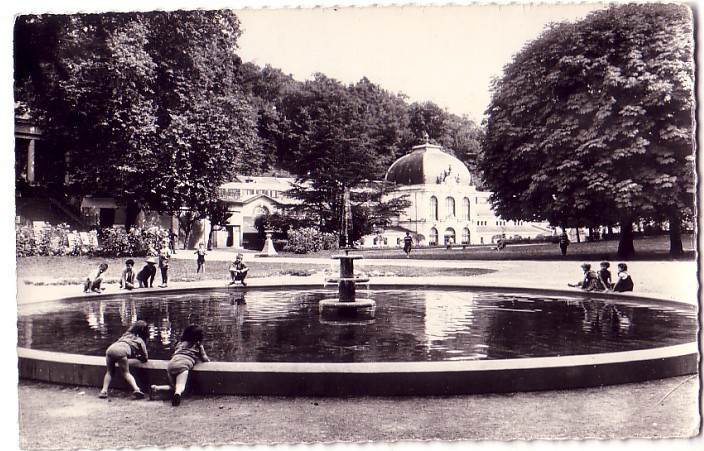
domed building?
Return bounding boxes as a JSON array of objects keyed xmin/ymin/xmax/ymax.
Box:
[{"xmin": 367, "ymin": 142, "xmax": 552, "ymax": 248}]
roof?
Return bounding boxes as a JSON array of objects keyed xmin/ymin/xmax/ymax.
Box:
[
  {"xmin": 385, "ymin": 144, "xmax": 472, "ymax": 186},
  {"xmin": 230, "ymin": 175, "xmax": 296, "ymax": 188}
]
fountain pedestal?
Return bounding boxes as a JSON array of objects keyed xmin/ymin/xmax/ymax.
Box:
[
  {"xmin": 257, "ymin": 230, "xmax": 278, "ymax": 257},
  {"xmin": 319, "ymin": 250, "xmax": 375, "ymax": 320}
]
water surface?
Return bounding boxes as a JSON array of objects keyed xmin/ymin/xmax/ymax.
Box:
[{"xmin": 17, "ymin": 288, "xmax": 697, "ymax": 362}]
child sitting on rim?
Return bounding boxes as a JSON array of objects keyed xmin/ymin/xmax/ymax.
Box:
[
  {"xmin": 119, "ymin": 259, "xmax": 136, "ymax": 290},
  {"xmin": 229, "ymin": 253, "xmax": 249, "ymax": 286},
  {"xmin": 84, "ymin": 263, "xmax": 108, "ymax": 293}
]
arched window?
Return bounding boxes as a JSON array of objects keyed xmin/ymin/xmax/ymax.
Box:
[
  {"xmin": 444, "ymin": 228, "xmax": 456, "ymax": 246},
  {"xmin": 430, "ymin": 227, "xmax": 438, "ymax": 246},
  {"xmin": 463, "ymin": 197, "xmax": 470, "ymax": 220},
  {"xmin": 253, "ymin": 205, "xmax": 270, "ymax": 218},
  {"xmin": 445, "ymin": 197, "xmax": 455, "ymax": 219},
  {"xmin": 429, "ymin": 196, "xmax": 438, "ymax": 221},
  {"xmin": 462, "ymin": 228, "xmax": 470, "ymax": 244}
]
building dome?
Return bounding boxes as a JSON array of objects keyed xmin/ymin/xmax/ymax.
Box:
[{"xmin": 385, "ymin": 144, "xmax": 472, "ymax": 186}]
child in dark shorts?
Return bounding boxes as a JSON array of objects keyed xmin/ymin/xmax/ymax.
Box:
[
  {"xmin": 84, "ymin": 263, "xmax": 108, "ymax": 293},
  {"xmin": 597, "ymin": 261, "xmax": 613, "ymax": 290},
  {"xmin": 99, "ymin": 320, "xmax": 149, "ymax": 399},
  {"xmin": 137, "ymin": 257, "xmax": 157, "ymax": 288},
  {"xmin": 149, "ymin": 324, "xmax": 210, "ymax": 406}
]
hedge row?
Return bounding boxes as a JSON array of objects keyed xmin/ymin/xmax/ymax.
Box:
[{"xmin": 16, "ymin": 223, "xmax": 171, "ymax": 257}]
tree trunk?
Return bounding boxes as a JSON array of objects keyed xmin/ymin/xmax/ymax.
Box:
[
  {"xmin": 575, "ymin": 228, "xmax": 581, "ymax": 243},
  {"xmin": 179, "ymin": 213, "xmax": 194, "ymax": 249},
  {"xmin": 668, "ymin": 211, "xmax": 684, "ymax": 256},
  {"xmin": 617, "ymin": 217, "xmax": 635, "ymax": 258}
]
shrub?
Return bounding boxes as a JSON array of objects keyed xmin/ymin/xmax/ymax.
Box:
[
  {"xmin": 284, "ymin": 227, "xmax": 338, "ymax": 254},
  {"xmin": 95, "ymin": 225, "xmax": 170, "ymax": 257},
  {"xmin": 15, "ymin": 222, "xmax": 89, "ymax": 257},
  {"xmin": 15, "ymin": 222, "xmax": 173, "ymax": 258}
]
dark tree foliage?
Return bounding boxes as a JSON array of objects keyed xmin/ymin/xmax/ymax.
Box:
[
  {"xmin": 16, "ymin": 12, "xmax": 484, "ymax": 246},
  {"xmin": 480, "ymin": 3, "xmax": 694, "ymax": 257},
  {"xmin": 14, "ymin": 11, "xmax": 262, "ymax": 245}
]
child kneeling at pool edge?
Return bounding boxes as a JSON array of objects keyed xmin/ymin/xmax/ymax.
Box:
[{"xmin": 149, "ymin": 324, "xmax": 210, "ymax": 406}]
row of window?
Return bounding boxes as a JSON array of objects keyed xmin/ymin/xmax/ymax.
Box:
[
  {"xmin": 426, "ymin": 227, "xmax": 471, "ymax": 245},
  {"xmin": 429, "ymin": 196, "xmax": 469, "ymax": 220},
  {"xmin": 219, "ymin": 188, "xmax": 283, "ymax": 200},
  {"xmin": 427, "ymin": 196, "xmax": 491, "ymax": 220}
]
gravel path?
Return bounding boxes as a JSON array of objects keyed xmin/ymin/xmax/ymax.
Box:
[{"xmin": 17, "ymin": 376, "xmax": 700, "ymax": 449}]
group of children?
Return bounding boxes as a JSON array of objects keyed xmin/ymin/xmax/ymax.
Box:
[
  {"xmin": 85, "ymin": 245, "xmax": 249, "ymax": 293},
  {"xmin": 569, "ymin": 261, "xmax": 634, "ymax": 292},
  {"xmin": 99, "ymin": 321, "xmax": 210, "ymax": 406}
]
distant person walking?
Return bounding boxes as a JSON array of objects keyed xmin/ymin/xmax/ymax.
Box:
[
  {"xmin": 149, "ymin": 324, "xmax": 210, "ymax": 406},
  {"xmin": 612, "ymin": 263, "xmax": 634, "ymax": 292},
  {"xmin": 169, "ymin": 228, "xmax": 177, "ymax": 254},
  {"xmin": 403, "ymin": 232, "xmax": 413, "ymax": 258},
  {"xmin": 194, "ymin": 243, "xmax": 207, "ymax": 273},
  {"xmin": 559, "ymin": 231, "xmax": 570, "ymax": 256},
  {"xmin": 99, "ymin": 320, "xmax": 149, "ymax": 399}
]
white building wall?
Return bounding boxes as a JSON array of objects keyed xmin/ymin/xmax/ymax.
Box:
[{"xmin": 383, "ymin": 182, "xmax": 549, "ymax": 247}]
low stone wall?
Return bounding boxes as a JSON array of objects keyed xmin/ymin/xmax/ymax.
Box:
[{"xmin": 18, "ymin": 343, "xmax": 699, "ymax": 396}]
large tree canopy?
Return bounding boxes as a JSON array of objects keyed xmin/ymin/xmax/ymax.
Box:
[
  {"xmin": 15, "ymin": 11, "xmax": 482, "ymax": 247},
  {"xmin": 14, "ymin": 11, "xmax": 262, "ymax": 235},
  {"xmin": 479, "ymin": 3, "xmax": 694, "ymax": 256},
  {"xmin": 277, "ymin": 74, "xmax": 399, "ymax": 237}
]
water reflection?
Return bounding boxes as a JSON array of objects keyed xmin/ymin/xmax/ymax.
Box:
[{"xmin": 17, "ymin": 289, "xmax": 696, "ymax": 363}]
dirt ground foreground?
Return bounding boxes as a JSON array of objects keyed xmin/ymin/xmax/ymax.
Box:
[{"xmin": 16, "ymin": 375, "xmax": 701, "ymax": 449}]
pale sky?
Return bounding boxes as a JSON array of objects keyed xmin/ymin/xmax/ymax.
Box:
[
  {"xmin": 5, "ymin": 1, "xmax": 609, "ymax": 123},
  {"xmin": 234, "ymin": 3, "xmax": 608, "ymax": 122}
]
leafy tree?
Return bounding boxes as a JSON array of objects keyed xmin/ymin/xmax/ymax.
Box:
[
  {"xmin": 480, "ymin": 3, "xmax": 694, "ymax": 257},
  {"xmin": 279, "ymin": 75, "xmax": 396, "ymax": 239},
  {"xmin": 15, "ymin": 13, "xmax": 159, "ymax": 216},
  {"xmin": 14, "ymin": 11, "xmax": 262, "ymax": 242},
  {"xmin": 349, "ymin": 183, "xmax": 411, "ymax": 243},
  {"xmin": 236, "ymin": 62, "xmax": 298, "ymax": 170},
  {"xmin": 405, "ymin": 101, "xmax": 447, "ymax": 147},
  {"xmin": 205, "ymin": 200, "xmax": 233, "ymax": 250},
  {"xmin": 351, "ymin": 77, "xmax": 412, "ymax": 161}
]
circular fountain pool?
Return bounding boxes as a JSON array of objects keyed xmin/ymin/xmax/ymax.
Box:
[
  {"xmin": 17, "ymin": 288, "xmax": 697, "ymax": 362},
  {"xmin": 17, "ymin": 286, "xmax": 699, "ymax": 396}
]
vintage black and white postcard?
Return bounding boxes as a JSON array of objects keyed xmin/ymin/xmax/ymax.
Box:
[{"xmin": 4, "ymin": 1, "xmax": 701, "ymax": 450}]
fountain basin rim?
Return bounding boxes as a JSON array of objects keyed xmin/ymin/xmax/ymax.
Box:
[
  {"xmin": 17, "ymin": 342, "xmax": 698, "ymax": 373},
  {"xmin": 331, "ymin": 254, "xmax": 365, "ymax": 260},
  {"xmin": 319, "ymin": 298, "xmax": 376, "ymax": 307},
  {"xmin": 17, "ymin": 280, "xmax": 698, "ymax": 395},
  {"xmin": 19, "ymin": 282, "xmax": 696, "ymax": 312},
  {"xmin": 324, "ymin": 277, "xmax": 371, "ymax": 283}
]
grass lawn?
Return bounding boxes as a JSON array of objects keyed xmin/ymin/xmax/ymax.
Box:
[
  {"xmin": 14, "ymin": 234, "xmax": 694, "ymax": 286},
  {"xmin": 362, "ymin": 234, "xmax": 697, "ymax": 261},
  {"xmin": 15, "ymin": 255, "xmax": 495, "ymax": 286}
]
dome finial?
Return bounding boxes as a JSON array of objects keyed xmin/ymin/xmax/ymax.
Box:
[{"xmin": 421, "ymin": 131, "xmax": 429, "ymax": 144}]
